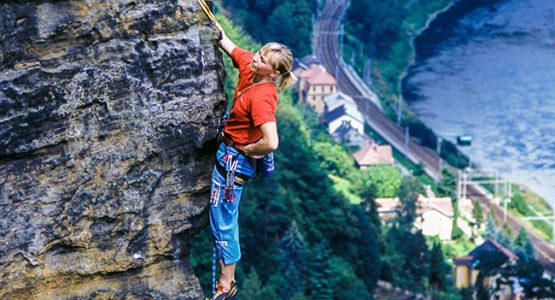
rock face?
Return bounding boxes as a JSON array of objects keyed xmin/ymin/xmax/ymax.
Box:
[{"xmin": 0, "ymin": 1, "xmax": 225, "ymax": 299}]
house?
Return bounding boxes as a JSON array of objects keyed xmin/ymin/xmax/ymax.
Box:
[
  {"xmin": 375, "ymin": 195, "xmax": 454, "ymax": 241},
  {"xmin": 374, "ymin": 198, "xmax": 401, "ymax": 222},
  {"xmin": 352, "ymin": 140, "xmax": 394, "ymax": 168},
  {"xmin": 323, "ymin": 102, "xmax": 365, "ymax": 136},
  {"xmin": 454, "ymin": 240, "xmax": 520, "ymax": 299},
  {"xmin": 414, "ymin": 195, "xmax": 454, "ymax": 241},
  {"xmin": 298, "ymin": 65, "xmax": 337, "ymax": 114},
  {"xmin": 331, "ymin": 121, "xmax": 366, "ymax": 149},
  {"xmin": 299, "ymin": 55, "xmax": 321, "ymax": 67},
  {"xmin": 323, "ymin": 92, "xmax": 357, "ymax": 114}
]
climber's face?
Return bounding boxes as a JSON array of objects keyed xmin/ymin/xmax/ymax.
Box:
[{"xmin": 250, "ymin": 50, "xmax": 279, "ymax": 79}]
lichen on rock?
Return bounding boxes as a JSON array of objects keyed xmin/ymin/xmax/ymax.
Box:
[{"xmin": 0, "ymin": 0, "xmax": 225, "ymax": 299}]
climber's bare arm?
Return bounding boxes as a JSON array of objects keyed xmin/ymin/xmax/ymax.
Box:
[{"xmin": 214, "ymin": 20, "xmax": 236, "ymax": 56}]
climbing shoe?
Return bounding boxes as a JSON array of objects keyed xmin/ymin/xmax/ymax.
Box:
[{"xmin": 207, "ymin": 280, "xmax": 238, "ymax": 300}]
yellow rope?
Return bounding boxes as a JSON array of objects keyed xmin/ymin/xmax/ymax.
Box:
[{"xmin": 197, "ymin": 0, "xmax": 217, "ymax": 25}]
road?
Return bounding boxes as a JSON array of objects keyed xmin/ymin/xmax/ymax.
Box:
[{"xmin": 313, "ymin": 0, "xmax": 441, "ymax": 180}]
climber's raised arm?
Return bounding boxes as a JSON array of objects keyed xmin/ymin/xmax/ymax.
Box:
[{"xmin": 214, "ymin": 20, "xmax": 236, "ymax": 57}]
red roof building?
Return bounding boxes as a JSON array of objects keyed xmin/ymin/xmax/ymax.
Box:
[
  {"xmin": 297, "ymin": 65, "xmax": 337, "ymax": 115},
  {"xmin": 353, "ymin": 140, "xmax": 394, "ymax": 168}
]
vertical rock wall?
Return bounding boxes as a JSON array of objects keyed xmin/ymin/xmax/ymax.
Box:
[{"xmin": 0, "ymin": 0, "xmax": 225, "ymax": 299}]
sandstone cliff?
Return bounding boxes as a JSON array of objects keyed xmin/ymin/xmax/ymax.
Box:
[{"xmin": 0, "ymin": 0, "xmax": 225, "ymax": 299}]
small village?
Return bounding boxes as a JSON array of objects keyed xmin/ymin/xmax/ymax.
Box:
[{"xmin": 292, "ymin": 57, "xmax": 547, "ymax": 299}]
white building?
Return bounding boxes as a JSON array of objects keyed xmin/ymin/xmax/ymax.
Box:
[
  {"xmin": 375, "ymin": 195, "xmax": 454, "ymax": 240},
  {"xmin": 323, "ymin": 92, "xmax": 357, "ymax": 114},
  {"xmin": 322, "ymin": 93, "xmax": 365, "ymax": 136},
  {"xmin": 415, "ymin": 195, "xmax": 454, "ymax": 241}
]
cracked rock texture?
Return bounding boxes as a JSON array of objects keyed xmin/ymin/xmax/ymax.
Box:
[{"xmin": 0, "ymin": 0, "xmax": 225, "ymax": 299}]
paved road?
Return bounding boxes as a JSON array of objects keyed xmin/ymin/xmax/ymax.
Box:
[{"xmin": 313, "ymin": 0, "xmax": 441, "ymax": 180}]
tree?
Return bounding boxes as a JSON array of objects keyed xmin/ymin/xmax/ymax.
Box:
[
  {"xmin": 361, "ymin": 165, "xmax": 402, "ymax": 198},
  {"xmin": 472, "ymin": 199, "xmax": 484, "ymax": 226},
  {"xmin": 307, "ymin": 240, "xmax": 334, "ymax": 299},
  {"xmin": 345, "ymin": 0, "xmax": 405, "ymax": 57},
  {"xmin": 328, "ymin": 256, "xmax": 371, "ymax": 299},
  {"xmin": 242, "ymin": 268, "xmax": 263, "ymax": 300},
  {"xmin": 384, "ymin": 225, "xmax": 430, "ymax": 290},
  {"xmin": 313, "ymin": 142, "xmax": 357, "ymax": 178},
  {"xmin": 484, "ymin": 215, "xmax": 497, "ymax": 241},
  {"xmin": 513, "ymin": 228, "xmax": 535, "ymax": 261},
  {"xmin": 350, "ymin": 205, "xmax": 381, "ymax": 292},
  {"xmin": 397, "ymin": 177, "xmax": 423, "ymax": 226},
  {"xmin": 429, "ymin": 240, "xmax": 450, "ymax": 293},
  {"xmin": 437, "ymin": 168, "xmax": 457, "ymax": 200},
  {"xmin": 279, "ymin": 222, "xmax": 306, "ymax": 299}
]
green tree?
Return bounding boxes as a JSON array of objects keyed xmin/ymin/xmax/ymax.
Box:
[
  {"xmin": 382, "ymin": 178, "xmax": 430, "ymax": 290},
  {"xmin": 429, "ymin": 240, "xmax": 449, "ymax": 293},
  {"xmin": 437, "ymin": 168, "xmax": 457, "ymax": 200},
  {"xmin": 384, "ymin": 224, "xmax": 430, "ymax": 290},
  {"xmin": 346, "ymin": 0, "xmax": 405, "ymax": 57},
  {"xmin": 361, "ymin": 165, "xmax": 402, "ymax": 198},
  {"xmin": 307, "ymin": 240, "xmax": 334, "ymax": 299},
  {"xmin": 360, "ymin": 183, "xmax": 381, "ymax": 230},
  {"xmin": 484, "ymin": 215, "xmax": 497, "ymax": 241},
  {"xmin": 350, "ymin": 205, "xmax": 381, "ymax": 292},
  {"xmin": 472, "ymin": 199, "xmax": 485, "ymax": 226},
  {"xmin": 397, "ymin": 176, "xmax": 423, "ymax": 226},
  {"xmin": 266, "ymin": 1, "xmax": 313, "ymax": 56},
  {"xmin": 313, "ymin": 142, "xmax": 357, "ymax": 178},
  {"xmin": 279, "ymin": 222, "xmax": 306, "ymax": 299},
  {"xmin": 242, "ymin": 268, "xmax": 263, "ymax": 300},
  {"xmin": 328, "ymin": 256, "xmax": 371, "ymax": 299},
  {"xmin": 513, "ymin": 228, "xmax": 535, "ymax": 260}
]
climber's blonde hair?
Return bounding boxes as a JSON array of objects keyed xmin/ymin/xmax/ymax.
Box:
[{"xmin": 260, "ymin": 42, "xmax": 297, "ymax": 92}]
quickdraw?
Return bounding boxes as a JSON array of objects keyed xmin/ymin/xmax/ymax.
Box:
[{"xmin": 224, "ymin": 154, "xmax": 239, "ymax": 202}]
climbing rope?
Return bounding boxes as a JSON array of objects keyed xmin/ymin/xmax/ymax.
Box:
[
  {"xmin": 211, "ymin": 244, "xmax": 217, "ymax": 300},
  {"xmin": 198, "ymin": 0, "xmax": 217, "ymax": 25}
]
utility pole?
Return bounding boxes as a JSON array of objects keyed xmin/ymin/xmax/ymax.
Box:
[
  {"xmin": 436, "ymin": 137, "xmax": 442, "ymax": 173},
  {"xmin": 397, "ymin": 95, "xmax": 402, "ymax": 125},
  {"xmin": 494, "ymin": 173, "xmax": 499, "ymax": 200},
  {"xmin": 404, "ymin": 126, "xmax": 409, "ymax": 151},
  {"xmin": 338, "ymin": 23, "xmax": 344, "ymax": 58}
]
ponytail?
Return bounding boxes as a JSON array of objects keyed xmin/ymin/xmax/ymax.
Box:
[
  {"xmin": 278, "ymin": 70, "xmax": 297, "ymax": 92},
  {"xmin": 260, "ymin": 42, "xmax": 297, "ymax": 92}
]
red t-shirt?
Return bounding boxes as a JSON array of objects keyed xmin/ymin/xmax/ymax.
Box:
[{"xmin": 223, "ymin": 47, "xmax": 278, "ymax": 145}]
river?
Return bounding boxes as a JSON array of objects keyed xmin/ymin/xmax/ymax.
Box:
[{"xmin": 403, "ymin": 0, "xmax": 555, "ymax": 205}]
